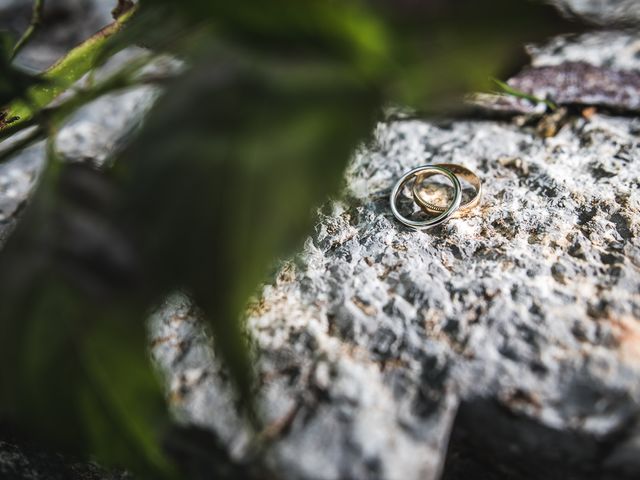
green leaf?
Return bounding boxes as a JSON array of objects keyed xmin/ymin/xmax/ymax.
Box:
[
  {"xmin": 0, "ymin": 31, "xmax": 12, "ymax": 55},
  {"xmin": 0, "ymin": 164, "xmax": 175, "ymax": 479},
  {"xmin": 141, "ymin": 0, "xmax": 392, "ymax": 72},
  {"xmin": 115, "ymin": 47, "xmax": 381, "ymax": 410}
]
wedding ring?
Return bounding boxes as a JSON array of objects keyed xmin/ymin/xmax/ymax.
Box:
[
  {"xmin": 390, "ymin": 165, "xmax": 461, "ymax": 230},
  {"xmin": 412, "ymin": 163, "xmax": 481, "ymax": 215}
]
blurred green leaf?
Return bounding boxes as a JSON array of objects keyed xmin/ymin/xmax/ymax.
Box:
[
  {"xmin": 116, "ymin": 46, "xmax": 381, "ymax": 409},
  {"xmin": 0, "ymin": 31, "xmax": 12, "ymax": 54},
  {"xmin": 141, "ymin": 0, "xmax": 391, "ymax": 70},
  {"xmin": 0, "ymin": 164, "xmax": 175, "ymax": 478}
]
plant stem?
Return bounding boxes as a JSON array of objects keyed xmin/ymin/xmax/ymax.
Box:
[
  {"xmin": 10, "ymin": 0, "xmax": 45, "ymax": 61},
  {"xmin": 0, "ymin": 52, "xmax": 159, "ymax": 164},
  {"xmin": 1, "ymin": 5, "xmax": 137, "ymax": 132},
  {"xmin": 491, "ymin": 77, "xmax": 557, "ymax": 111}
]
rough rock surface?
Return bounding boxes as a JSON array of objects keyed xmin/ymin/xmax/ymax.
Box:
[
  {"xmin": 515, "ymin": 31, "xmax": 640, "ymax": 113},
  {"xmin": 527, "ymin": 31, "xmax": 640, "ymax": 70},
  {"xmin": 470, "ymin": 31, "xmax": 640, "ymax": 116},
  {"xmin": 508, "ymin": 61, "xmax": 640, "ymax": 112},
  {"xmin": 149, "ymin": 31, "xmax": 640, "ymax": 480},
  {"xmin": 548, "ymin": 0, "xmax": 640, "ymax": 25},
  {"xmin": 0, "ymin": 437, "xmax": 130, "ymax": 480}
]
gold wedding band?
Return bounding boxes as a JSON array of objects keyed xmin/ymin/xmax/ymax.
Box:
[{"xmin": 412, "ymin": 163, "xmax": 482, "ymax": 215}]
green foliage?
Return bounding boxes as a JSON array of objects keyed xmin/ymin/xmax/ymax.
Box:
[
  {"xmin": 0, "ymin": 0, "xmax": 578, "ymax": 477},
  {"xmin": 0, "ymin": 164, "xmax": 174, "ymax": 478},
  {"xmin": 117, "ymin": 45, "xmax": 381, "ymax": 406},
  {"xmin": 9, "ymin": 0, "xmax": 44, "ymax": 61},
  {"xmin": 0, "ymin": 32, "xmax": 43, "ymax": 116}
]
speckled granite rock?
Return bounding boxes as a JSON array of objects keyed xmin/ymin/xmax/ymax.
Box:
[
  {"xmin": 548, "ymin": 0, "xmax": 640, "ymax": 25},
  {"xmin": 527, "ymin": 31, "xmax": 640, "ymax": 70},
  {"xmin": 149, "ymin": 32, "xmax": 640, "ymax": 480}
]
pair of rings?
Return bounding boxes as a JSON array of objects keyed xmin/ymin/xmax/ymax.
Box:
[{"xmin": 390, "ymin": 163, "xmax": 482, "ymax": 230}]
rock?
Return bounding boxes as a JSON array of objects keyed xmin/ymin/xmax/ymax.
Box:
[
  {"xmin": 471, "ymin": 31, "xmax": 640, "ymax": 116},
  {"xmin": 54, "ymin": 61, "xmax": 161, "ymax": 167},
  {"xmin": 150, "ymin": 31, "xmax": 640, "ymax": 480},
  {"xmin": 547, "ymin": 0, "xmax": 640, "ymax": 26},
  {"xmin": 0, "ymin": 138, "xmax": 42, "ymax": 246},
  {"xmin": 509, "ymin": 31, "xmax": 640, "ymax": 114},
  {"xmin": 527, "ymin": 31, "xmax": 640, "ymax": 71},
  {"xmin": 0, "ymin": 434, "xmax": 130, "ymax": 480},
  {"xmin": 507, "ymin": 61, "xmax": 640, "ymax": 113}
]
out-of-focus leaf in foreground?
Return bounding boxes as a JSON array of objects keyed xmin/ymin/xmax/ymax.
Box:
[
  {"xmin": 137, "ymin": 0, "xmax": 577, "ymax": 111},
  {"xmin": 0, "ymin": 164, "xmax": 174, "ymax": 478},
  {"xmin": 116, "ymin": 44, "xmax": 381, "ymax": 405}
]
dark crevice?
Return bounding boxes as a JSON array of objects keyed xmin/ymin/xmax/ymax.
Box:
[{"xmin": 441, "ymin": 397, "xmax": 637, "ymax": 480}]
